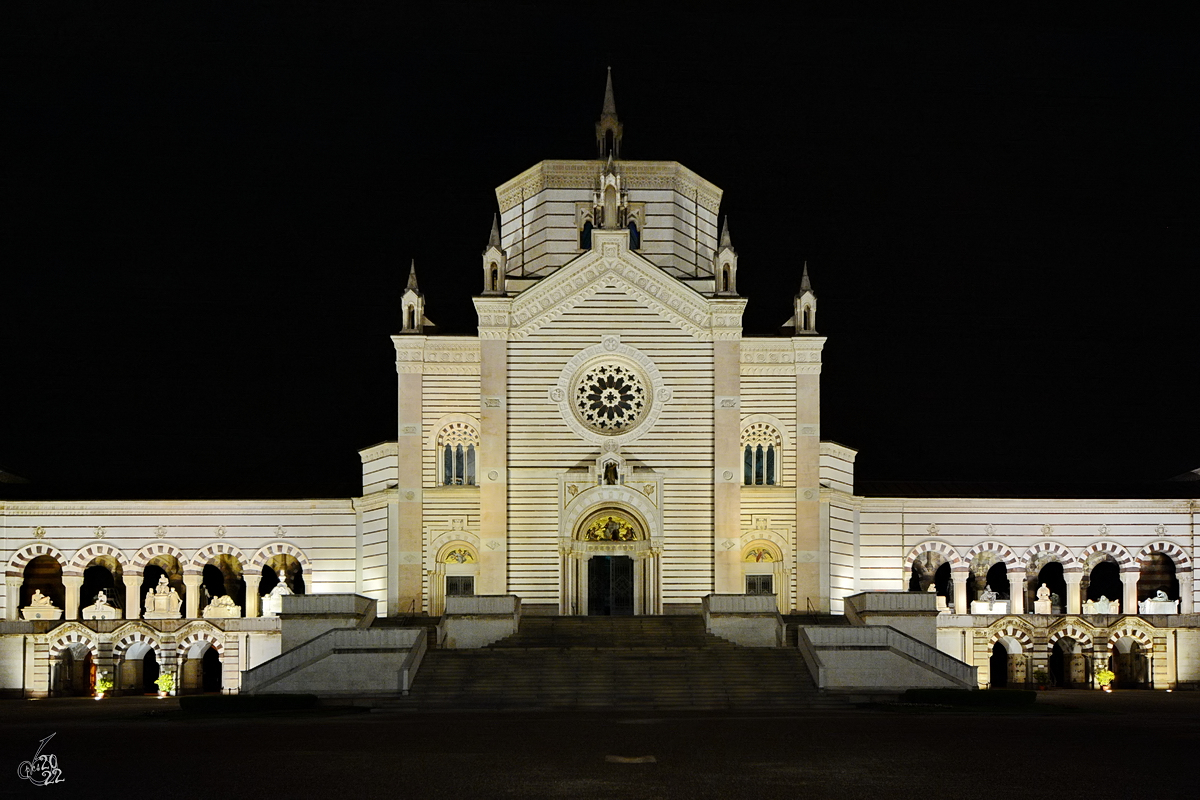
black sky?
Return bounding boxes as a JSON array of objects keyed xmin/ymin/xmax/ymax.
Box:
[{"xmin": 6, "ymin": 6, "xmax": 1198, "ymax": 500}]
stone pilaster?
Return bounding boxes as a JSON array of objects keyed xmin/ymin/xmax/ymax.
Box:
[
  {"xmin": 183, "ymin": 574, "xmax": 203, "ymax": 619},
  {"xmin": 1065, "ymin": 571, "xmax": 1083, "ymax": 615},
  {"xmin": 1008, "ymin": 571, "xmax": 1026, "ymax": 614},
  {"xmin": 478, "ymin": 337, "xmax": 508, "ymax": 595},
  {"xmin": 394, "ymin": 339, "xmax": 425, "ymax": 617},
  {"xmin": 5, "ymin": 578, "xmax": 21, "ymax": 621},
  {"xmin": 1180, "ymin": 574, "xmax": 1194, "ymax": 613},
  {"xmin": 952, "ymin": 566, "xmax": 970, "ymax": 613},
  {"xmin": 712, "ymin": 333, "xmax": 742, "ymax": 594},
  {"xmin": 243, "ymin": 574, "xmax": 261, "ymax": 618},
  {"xmin": 793, "ymin": 337, "xmax": 826, "ymax": 611},
  {"xmin": 1121, "ymin": 567, "xmax": 1139, "ymax": 614},
  {"xmin": 124, "ymin": 581, "xmax": 140, "ymax": 620}
]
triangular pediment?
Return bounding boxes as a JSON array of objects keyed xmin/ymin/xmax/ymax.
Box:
[{"xmin": 508, "ymin": 232, "xmax": 718, "ymax": 340}]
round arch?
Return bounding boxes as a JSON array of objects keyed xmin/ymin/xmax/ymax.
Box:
[
  {"xmin": 65, "ymin": 543, "xmax": 130, "ymax": 578},
  {"xmin": 1079, "ymin": 541, "xmax": 1135, "ymax": 570},
  {"xmin": 989, "ymin": 626, "xmax": 1033, "ymax": 654},
  {"xmin": 1021, "ymin": 541, "xmax": 1079, "ymax": 572},
  {"xmin": 113, "ymin": 631, "xmax": 163, "ymax": 662},
  {"xmin": 1108, "ymin": 626, "xmax": 1153, "ymax": 653},
  {"xmin": 1136, "ymin": 541, "xmax": 1192, "ymax": 573},
  {"xmin": 964, "ymin": 541, "xmax": 1020, "ymax": 571},
  {"xmin": 130, "ymin": 542, "xmax": 190, "ymax": 574},
  {"xmin": 48, "ymin": 628, "xmax": 99, "ymax": 661},
  {"xmin": 188, "ymin": 542, "xmax": 249, "ymax": 574},
  {"xmin": 1047, "ymin": 625, "xmax": 1093, "ymax": 651},
  {"xmin": 904, "ymin": 541, "xmax": 963, "ymax": 571},
  {"xmin": 177, "ymin": 631, "xmax": 224, "ymax": 659},
  {"xmin": 248, "ymin": 542, "xmax": 313, "ymax": 574},
  {"xmin": 6, "ymin": 543, "xmax": 67, "ymax": 579}
]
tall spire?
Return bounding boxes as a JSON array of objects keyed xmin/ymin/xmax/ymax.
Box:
[
  {"xmin": 799, "ymin": 261, "xmax": 811, "ymax": 294},
  {"xmin": 719, "ymin": 218, "xmax": 733, "ymax": 250},
  {"xmin": 486, "ymin": 213, "xmax": 501, "ymax": 251},
  {"xmin": 406, "ymin": 259, "xmax": 420, "ymax": 293},
  {"xmin": 596, "ymin": 66, "xmax": 623, "ymax": 159}
]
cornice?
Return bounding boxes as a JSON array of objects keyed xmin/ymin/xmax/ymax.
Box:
[
  {"xmin": 857, "ymin": 497, "xmax": 1196, "ymax": 514},
  {"xmin": 359, "ymin": 442, "xmax": 398, "ymax": 462},
  {"xmin": 495, "ymin": 160, "xmax": 722, "ymax": 214},
  {"xmin": 1, "ymin": 499, "xmax": 356, "ymax": 515}
]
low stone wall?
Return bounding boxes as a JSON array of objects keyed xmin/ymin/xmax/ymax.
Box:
[
  {"xmin": 702, "ymin": 594, "xmax": 783, "ymax": 648},
  {"xmin": 798, "ymin": 625, "xmax": 976, "ymax": 696},
  {"xmin": 439, "ymin": 595, "xmax": 521, "ymax": 649},
  {"xmin": 242, "ymin": 627, "xmax": 426, "ymax": 695}
]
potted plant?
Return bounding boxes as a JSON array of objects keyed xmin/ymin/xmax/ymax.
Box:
[
  {"xmin": 1096, "ymin": 668, "xmax": 1115, "ymax": 692},
  {"xmin": 94, "ymin": 671, "xmax": 113, "ymax": 700},
  {"xmin": 154, "ymin": 672, "xmax": 175, "ymax": 698},
  {"xmin": 1032, "ymin": 667, "xmax": 1050, "ymax": 690}
]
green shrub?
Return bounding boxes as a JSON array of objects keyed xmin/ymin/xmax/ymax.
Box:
[{"xmin": 901, "ymin": 688, "xmax": 1037, "ymax": 707}]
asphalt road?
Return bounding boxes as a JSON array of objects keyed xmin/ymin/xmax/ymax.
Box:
[{"xmin": 3, "ymin": 691, "xmax": 1199, "ymax": 799}]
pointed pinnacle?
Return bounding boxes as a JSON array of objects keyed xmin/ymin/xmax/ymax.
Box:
[
  {"xmin": 799, "ymin": 261, "xmax": 812, "ymax": 294},
  {"xmin": 719, "ymin": 218, "xmax": 732, "ymax": 250},
  {"xmin": 602, "ymin": 66, "xmax": 617, "ymax": 116},
  {"xmin": 406, "ymin": 259, "xmax": 420, "ymax": 293},
  {"xmin": 487, "ymin": 214, "xmax": 501, "ymax": 249}
]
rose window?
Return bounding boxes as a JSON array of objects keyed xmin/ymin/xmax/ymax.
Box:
[{"xmin": 574, "ymin": 364, "xmax": 647, "ymax": 433}]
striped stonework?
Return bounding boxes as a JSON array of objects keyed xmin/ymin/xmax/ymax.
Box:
[
  {"xmin": 1047, "ymin": 624, "xmax": 1093, "ymax": 651},
  {"xmin": 177, "ymin": 630, "xmax": 223, "ymax": 658},
  {"xmin": 6, "ymin": 543, "xmax": 67, "ymax": 578},
  {"xmin": 130, "ymin": 542, "xmax": 189, "ymax": 573},
  {"xmin": 1107, "ymin": 626, "xmax": 1154, "ymax": 651},
  {"xmin": 1136, "ymin": 540, "xmax": 1192, "ymax": 573},
  {"xmin": 965, "ymin": 541, "xmax": 1019, "ymax": 570},
  {"xmin": 189, "ymin": 542, "xmax": 250, "ymax": 573},
  {"xmin": 247, "ymin": 542, "xmax": 313, "ymax": 573},
  {"xmin": 1079, "ymin": 541, "xmax": 1135, "ymax": 570},
  {"xmin": 905, "ymin": 541, "xmax": 964, "ymax": 570},
  {"xmin": 112, "ymin": 630, "xmax": 163, "ymax": 661},
  {"xmin": 1021, "ymin": 541, "xmax": 1080, "ymax": 572},
  {"xmin": 65, "ymin": 543, "xmax": 130, "ymax": 578},
  {"xmin": 989, "ymin": 624, "xmax": 1034, "ymax": 652},
  {"xmin": 48, "ymin": 628, "xmax": 98, "ymax": 659}
]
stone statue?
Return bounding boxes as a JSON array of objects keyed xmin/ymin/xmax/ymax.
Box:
[
  {"xmin": 29, "ymin": 590, "xmax": 53, "ymax": 607},
  {"xmin": 1154, "ymin": 589, "xmax": 1169, "ymax": 601},
  {"xmin": 261, "ymin": 573, "xmax": 293, "ymax": 617},
  {"xmin": 21, "ymin": 589, "xmax": 62, "ymax": 621},
  {"xmin": 144, "ymin": 575, "xmax": 182, "ymax": 619},
  {"xmin": 269, "ymin": 576, "xmax": 292, "ymax": 597},
  {"xmin": 1036, "ymin": 583, "xmax": 1051, "ymax": 602},
  {"xmin": 94, "ymin": 589, "xmax": 109, "ymax": 606},
  {"xmin": 155, "ymin": 575, "xmax": 172, "ymax": 595},
  {"xmin": 604, "ymin": 462, "xmax": 619, "ymax": 485},
  {"xmin": 201, "ymin": 594, "xmax": 240, "ymax": 619},
  {"xmin": 83, "ymin": 587, "xmax": 119, "ymax": 619},
  {"xmin": 980, "ymin": 585, "xmax": 999, "ymax": 603}
]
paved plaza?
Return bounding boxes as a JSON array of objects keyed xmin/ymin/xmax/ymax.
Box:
[{"xmin": 3, "ymin": 691, "xmax": 1199, "ymax": 798}]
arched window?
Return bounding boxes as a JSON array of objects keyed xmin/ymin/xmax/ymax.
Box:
[
  {"xmin": 802, "ymin": 305, "xmax": 811, "ymax": 330},
  {"xmin": 490, "ymin": 266, "xmax": 499, "ymax": 292},
  {"xmin": 580, "ymin": 220, "xmax": 593, "ymax": 250},
  {"xmin": 436, "ymin": 422, "xmax": 479, "ymax": 486},
  {"xmin": 741, "ymin": 423, "xmax": 783, "ymax": 486},
  {"xmin": 722, "ymin": 265, "xmax": 730, "ymax": 292},
  {"xmin": 628, "ymin": 221, "xmax": 640, "ymax": 249}
]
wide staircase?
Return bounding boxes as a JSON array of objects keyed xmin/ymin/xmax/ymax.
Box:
[{"xmin": 380, "ymin": 615, "xmax": 846, "ymax": 712}]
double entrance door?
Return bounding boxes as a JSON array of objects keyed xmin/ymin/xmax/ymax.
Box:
[{"xmin": 588, "ymin": 555, "xmax": 634, "ymax": 616}]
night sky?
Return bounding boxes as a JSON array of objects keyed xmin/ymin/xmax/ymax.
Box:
[{"xmin": 6, "ymin": 7, "xmax": 1198, "ymax": 501}]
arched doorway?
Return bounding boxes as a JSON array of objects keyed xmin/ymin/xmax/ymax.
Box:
[
  {"xmin": 1085, "ymin": 559, "xmax": 1122, "ymax": 604},
  {"xmin": 1112, "ymin": 637, "xmax": 1149, "ymax": 689},
  {"xmin": 201, "ymin": 554, "xmax": 245, "ymax": 615},
  {"xmin": 180, "ymin": 640, "xmax": 222, "ymax": 694},
  {"xmin": 80, "ymin": 558, "xmax": 123, "ymax": 615},
  {"xmin": 22, "ymin": 555, "xmax": 65, "ymax": 613},
  {"xmin": 53, "ymin": 643, "xmax": 95, "ymax": 697},
  {"xmin": 989, "ymin": 642, "xmax": 1009, "ymax": 688},
  {"xmin": 1034, "ymin": 562, "xmax": 1066, "ymax": 613},
  {"xmin": 562, "ymin": 507, "xmax": 659, "ymax": 615},
  {"xmin": 1138, "ymin": 553, "xmax": 1179, "ymax": 604}
]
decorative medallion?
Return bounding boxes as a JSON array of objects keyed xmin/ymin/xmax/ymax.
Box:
[
  {"xmin": 155, "ymin": 526, "xmax": 167, "ymax": 539},
  {"xmin": 927, "ymin": 523, "xmax": 940, "ymax": 534},
  {"xmin": 985, "ymin": 524, "xmax": 996, "ymax": 535},
  {"xmin": 1041, "ymin": 524, "xmax": 1053, "ymax": 535},
  {"xmin": 94, "ymin": 527, "xmax": 105, "ymax": 539},
  {"xmin": 1155, "ymin": 524, "xmax": 1167, "ymax": 535},
  {"xmin": 33, "ymin": 526, "xmax": 46, "ymax": 539},
  {"xmin": 216, "ymin": 526, "xmax": 227, "ymax": 538},
  {"xmin": 275, "ymin": 526, "xmax": 286, "ymax": 537},
  {"xmin": 1098, "ymin": 524, "xmax": 1109, "ymax": 535}
]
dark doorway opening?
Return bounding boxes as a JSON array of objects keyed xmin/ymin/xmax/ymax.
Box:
[
  {"xmin": 201, "ymin": 647, "xmax": 222, "ymax": 693},
  {"xmin": 1049, "ymin": 642, "xmax": 1066, "ymax": 687},
  {"xmin": 989, "ymin": 642, "xmax": 1009, "ymax": 688},
  {"xmin": 142, "ymin": 649, "xmax": 160, "ymax": 693},
  {"xmin": 588, "ymin": 556, "xmax": 634, "ymax": 616}
]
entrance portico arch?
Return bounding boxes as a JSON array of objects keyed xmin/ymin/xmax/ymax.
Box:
[{"xmin": 560, "ymin": 503, "xmax": 661, "ymax": 615}]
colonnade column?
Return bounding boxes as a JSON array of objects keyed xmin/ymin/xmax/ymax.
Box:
[
  {"xmin": 243, "ymin": 574, "xmax": 261, "ymax": 618},
  {"xmin": 1008, "ymin": 570, "xmax": 1026, "ymax": 614},
  {"xmin": 952, "ymin": 566, "xmax": 970, "ymax": 613},
  {"xmin": 1121, "ymin": 568, "xmax": 1139, "ymax": 614},
  {"xmin": 183, "ymin": 574, "xmax": 203, "ymax": 618},
  {"xmin": 1180, "ymin": 574, "xmax": 1194, "ymax": 614},
  {"xmin": 62, "ymin": 575, "xmax": 84, "ymax": 620},
  {"xmin": 124, "ymin": 581, "xmax": 140, "ymax": 620},
  {"xmin": 5, "ymin": 578, "xmax": 21, "ymax": 621},
  {"xmin": 1065, "ymin": 571, "xmax": 1083, "ymax": 614}
]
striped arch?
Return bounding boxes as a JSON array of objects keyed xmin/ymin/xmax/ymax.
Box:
[
  {"xmin": 964, "ymin": 541, "xmax": 1020, "ymax": 570},
  {"xmin": 65, "ymin": 543, "xmax": 131, "ymax": 578},
  {"xmin": 1107, "ymin": 626, "xmax": 1154, "ymax": 652},
  {"xmin": 1021, "ymin": 541, "xmax": 1080, "ymax": 573},
  {"xmin": 6, "ymin": 543, "xmax": 67, "ymax": 579},
  {"xmin": 904, "ymin": 541, "xmax": 963, "ymax": 570},
  {"xmin": 248, "ymin": 542, "xmax": 313, "ymax": 573},
  {"xmin": 112, "ymin": 631, "xmax": 163, "ymax": 661},
  {"xmin": 1136, "ymin": 541, "xmax": 1192, "ymax": 574},
  {"xmin": 1079, "ymin": 541, "xmax": 1135, "ymax": 570},
  {"xmin": 188, "ymin": 542, "xmax": 249, "ymax": 573},
  {"xmin": 1047, "ymin": 624, "xmax": 1093, "ymax": 651},
  {"xmin": 177, "ymin": 631, "xmax": 223, "ymax": 659},
  {"xmin": 48, "ymin": 628, "xmax": 99, "ymax": 660},
  {"xmin": 989, "ymin": 625, "xmax": 1033, "ymax": 654},
  {"xmin": 130, "ymin": 542, "xmax": 189, "ymax": 573}
]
